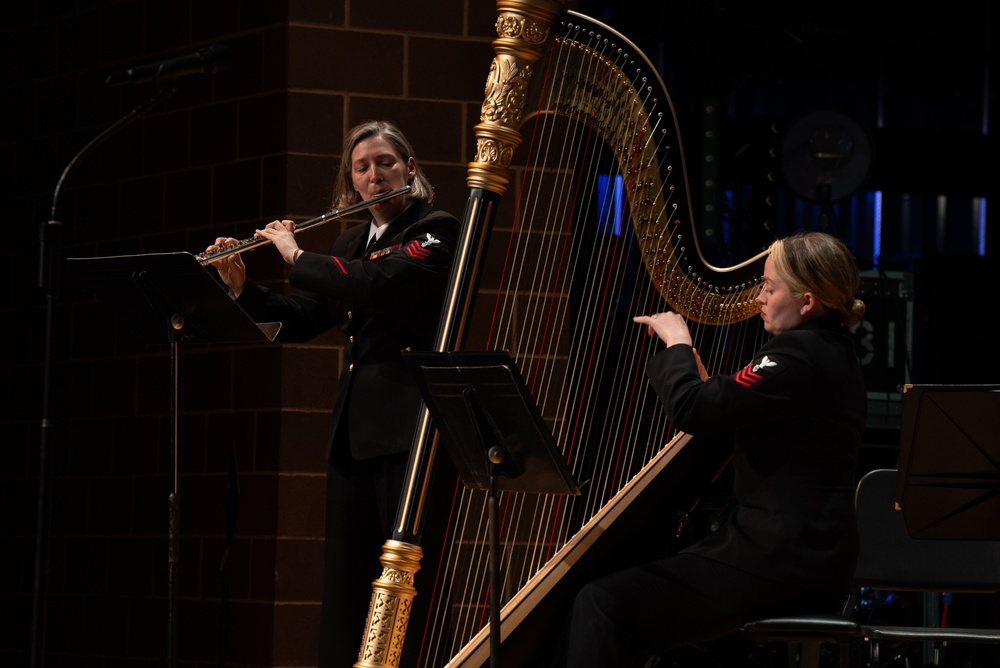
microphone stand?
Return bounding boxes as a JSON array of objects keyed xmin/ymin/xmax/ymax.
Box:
[{"xmin": 32, "ymin": 81, "xmax": 177, "ymax": 668}]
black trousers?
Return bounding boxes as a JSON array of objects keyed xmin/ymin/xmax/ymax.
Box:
[
  {"xmin": 317, "ymin": 451, "xmax": 409, "ymax": 668},
  {"xmin": 552, "ymin": 552, "xmax": 844, "ymax": 668}
]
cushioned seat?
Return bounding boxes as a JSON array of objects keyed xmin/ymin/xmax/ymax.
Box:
[{"xmin": 742, "ymin": 613, "xmax": 859, "ymax": 668}]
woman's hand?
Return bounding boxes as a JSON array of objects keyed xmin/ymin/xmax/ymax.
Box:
[
  {"xmin": 254, "ymin": 219, "xmax": 300, "ymax": 265},
  {"xmin": 206, "ymin": 237, "xmax": 247, "ymax": 298},
  {"xmin": 634, "ymin": 312, "xmax": 709, "ymax": 380},
  {"xmin": 633, "ymin": 311, "xmax": 692, "ymax": 347}
]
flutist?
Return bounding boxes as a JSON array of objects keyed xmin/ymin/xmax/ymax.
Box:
[{"xmin": 204, "ymin": 120, "xmax": 460, "ymax": 667}]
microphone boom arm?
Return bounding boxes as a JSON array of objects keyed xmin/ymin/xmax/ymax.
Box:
[{"xmin": 106, "ymin": 44, "xmax": 231, "ymax": 86}]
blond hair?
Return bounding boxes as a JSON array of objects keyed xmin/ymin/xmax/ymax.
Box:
[
  {"xmin": 332, "ymin": 120, "xmax": 435, "ymax": 209},
  {"xmin": 769, "ymin": 232, "xmax": 866, "ymax": 326}
]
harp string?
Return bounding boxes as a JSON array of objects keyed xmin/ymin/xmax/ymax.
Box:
[
  {"xmin": 522, "ymin": 24, "xmax": 646, "ymax": 617},
  {"xmin": 471, "ymin": 22, "xmax": 668, "ymax": 637},
  {"xmin": 471, "ymin": 29, "xmax": 605, "ymax": 629},
  {"xmin": 412, "ymin": 15, "xmax": 768, "ymax": 667}
]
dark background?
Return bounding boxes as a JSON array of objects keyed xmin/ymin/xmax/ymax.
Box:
[
  {"xmin": 3, "ymin": 1, "xmax": 997, "ymax": 666},
  {"xmin": 581, "ymin": 0, "xmax": 998, "ymax": 390}
]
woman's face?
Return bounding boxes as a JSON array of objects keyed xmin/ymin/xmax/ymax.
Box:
[
  {"xmin": 757, "ymin": 255, "xmax": 806, "ymax": 335},
  {"xmin": 351, "ymin": 135, "xmax": 416, "ymax": 224}
]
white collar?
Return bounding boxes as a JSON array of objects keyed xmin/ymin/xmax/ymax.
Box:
[{"xmin": 368, "ymin": 221, "xmax": 388, "ymax": 242}]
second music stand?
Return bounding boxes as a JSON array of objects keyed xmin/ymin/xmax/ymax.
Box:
[
  {"xmin": 403, "ymin": 350, "xmax": 580, "ymax": 668},
  {"xmin": 895, "ymin": 383, "xmax": 1000, "ymax": 540}
]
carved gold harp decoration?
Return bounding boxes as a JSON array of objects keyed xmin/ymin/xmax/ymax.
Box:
[{"xmin": 356, "ymin": 2, "xmax": 770, "ymax": 667}]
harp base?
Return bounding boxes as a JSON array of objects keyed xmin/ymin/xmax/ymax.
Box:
[{"xmin": 355, "ymin": 539, "xmax": 424, "ymax": 668}]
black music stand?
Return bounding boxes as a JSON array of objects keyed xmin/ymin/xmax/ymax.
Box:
[
  {"xmin": 402, "ymin": 350, "xmax": 580, "ymax": 668},
  {"xmin": 67, "ymin": 251, "xmax": 279, "ymax": 668},
  {"xmin": 895, "ymin": 384, "xmax": 1000, "ymax": 540}
]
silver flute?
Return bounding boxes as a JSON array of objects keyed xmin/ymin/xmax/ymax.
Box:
[{"xmin": 195, "ymin": 185, "xmax": 411, "ymax": 265}]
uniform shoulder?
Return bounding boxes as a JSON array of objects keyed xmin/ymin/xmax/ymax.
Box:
[{"xmin": 422, "ymin": 208, "xmax": 461, "ymax": 227}]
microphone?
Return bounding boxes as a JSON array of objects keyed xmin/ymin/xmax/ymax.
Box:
[{"xmin": 106, "ymin": 45, "xmax": 231, "ymax": 86}]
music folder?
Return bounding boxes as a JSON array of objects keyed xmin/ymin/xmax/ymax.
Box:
[
  {"xmin": 402, "ymin": 350, "xmax": 580, "ymax": 497},
  {"xmin": 896, "ymin": 383, "xmax": 1000, "ymax": 540},
  {"xmin": 67, "ymin": 251, "xmax": 280, "ymax": 344}
]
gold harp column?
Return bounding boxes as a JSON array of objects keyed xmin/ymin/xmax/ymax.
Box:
[
  {"xmin": 354, "ymin": 2, "xmax": 565, "ymax": 667},
  {"xmin": 467, "ymin": 0, "xmax": 567, "ymax": 196}
]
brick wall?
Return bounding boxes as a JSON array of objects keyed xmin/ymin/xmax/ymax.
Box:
[{"xmin": 0, "ymin": 1, "xmax": 571, "ymax": 666}]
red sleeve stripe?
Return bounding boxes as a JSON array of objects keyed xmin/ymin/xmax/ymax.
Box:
[
  {"xmin": 735, "ymin": 365, "xmax": 763, "ymax": 387},
  {"xmin": 404, "ymin": 240, "xmax": 432, "ymax": 261},
  {"xmin": 332, "ymin": 256, "xmax": 348, "ymax": 275}
]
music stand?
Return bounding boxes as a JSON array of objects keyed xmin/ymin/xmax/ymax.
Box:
[
  {"xmin": 402, "ymin": 350, "xmax": 580, "ymax": 668},
  {"xmin": 67, "ymin": 251, "xmax": 280, "ymax": 668},
  {"xmin": 895, "ymin": 384, "xmax": 1000, "ymax": 540}
]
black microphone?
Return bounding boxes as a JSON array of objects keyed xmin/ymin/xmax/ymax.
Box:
[{"xmin": 106, "ymin": 45, "xmax": 231, "ymax": 86}]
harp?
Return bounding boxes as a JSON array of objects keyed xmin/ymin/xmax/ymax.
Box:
[{"xmin": 356, "ymin": 2, "xmax": 770, "ymax": 666}]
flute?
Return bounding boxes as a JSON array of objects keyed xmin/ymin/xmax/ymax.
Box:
[{"xmin": 195, "ymin": 185, "xmax": 411, "ymax": 265}]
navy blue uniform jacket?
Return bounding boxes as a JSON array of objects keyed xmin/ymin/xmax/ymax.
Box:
[
  {"xmin": 236, "ymin": 200, "xmax": 459, "ymax": 462},
  {"xmin": 647, "ymin": 314, "xmax": 867, "ymax": 594}
]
